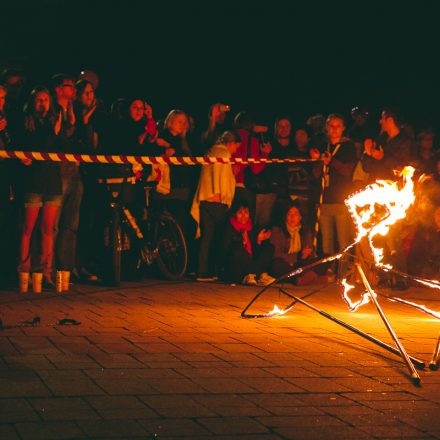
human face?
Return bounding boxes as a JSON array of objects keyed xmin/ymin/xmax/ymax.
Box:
[
  {"xmin": 129, "ymin": 100, "xmax": 145, "ymax": 122},
  {"xmin": 34, "ymin": 91, "xmax": 50, "ymax": 116},
  {"xmin": 294, "ymin": 129, "xmax": 310, "ymax": 150},
  {"xmin": 326, "ymin": 117, "xmax": 345, "ymax": 142},
  {"xmin": 235, "ymin": 207, "xmax": 250, "ymax": 225},
  {"xmin": 286, "ymin": 206, "xmax": 301, "ymax": 228},
  {"xmin": 0, "ymin": 88, "xmax": 6, "ymax": 111},
  {"xmin": 276, "ymin": 119, "xmax": 291, "ymax": 139},
  {"xmin": 379, "ymin": 111, "xmax": 394, "ymax": 133},
  {"xmin": 169, "ymin": 114, "xmax": 188, "ymax": 136},
  {"xmin": 80, "ymin": 83, "xmax": 95, "ymax": 107},
  {"xmin": 59, "ymin": 79, "xmax": 76, "ymax": 100}
]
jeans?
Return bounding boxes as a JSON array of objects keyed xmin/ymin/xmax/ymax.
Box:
[
  {"xmin": 55, "ymin": 171, "xmax": 84, "ymax": 271},
  {"xmin": 319, "ymin": 203, "xmax": 353, "ymax": 276},
  {"xmin": 198, "ymin": 201, "xmax": 228, "ymax": 277}
]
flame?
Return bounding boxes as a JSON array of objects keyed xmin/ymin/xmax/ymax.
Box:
[
  {"xmin": 346, "ymin": 166, "xmax": 415, "ymax": 267},
  {"xmin": 266, "ymin": 305, "xmax": 293, "ymax": 317},
  {"xmin": 389, "ymin": 297, "xmax": 440, "ymax": 319},
  {"xmin": 341, "ymin": 278, "xmax": 372, "ymax": 312}
]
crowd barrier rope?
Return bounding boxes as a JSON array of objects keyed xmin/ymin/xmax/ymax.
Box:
[{"xmin": 0, "ymin": 150, "xmax": 323, "ymax": 165}]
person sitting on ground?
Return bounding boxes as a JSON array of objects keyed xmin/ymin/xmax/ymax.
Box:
[
  {"xmin": 221, "ymin": 201, "xmax": 275, "ymax": 286},
  {"xmin": 269, "ymin": 203, "xmax": 327, "ymax": 285}
]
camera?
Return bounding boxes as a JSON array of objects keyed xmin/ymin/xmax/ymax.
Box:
[{"xmin": 218, "ymin": 104, "xmax": 230, "ymax": 113}]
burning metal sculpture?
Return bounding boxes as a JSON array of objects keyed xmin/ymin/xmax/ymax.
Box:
[{"xmin": 241, "ymin": 166, "xmax": 440, "ymax": 384}]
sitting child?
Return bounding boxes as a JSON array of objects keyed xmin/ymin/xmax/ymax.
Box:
[
  {"xmin": 221, "ymin": 202, "xmax": 275, "ymax": 286},
  {"xmin": 270, "ymin": 203, "xmax": 327, "ymax": 285}
]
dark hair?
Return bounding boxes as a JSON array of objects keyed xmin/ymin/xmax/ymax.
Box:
[
  {"xmin": 23, "ymin": 86, "xmax": 58, "ymax": 132},
  {"xmin": 293, "ymin": 124, "xmax": 313, "ymax": 139},
  {"xmin": 0, "ymin": 67, "xmax": 26, "ymax": 84},
  {"xmin": 233, "ymin": 111, "xmax": 254, "ymax": 131},
  {"xmin": 326, "ymin": 113, "xmax": 346, "ymax": 127},
  {"xmin": 51, "ymin": 73, "xmax": 75, "ymax": 90},
  {"xmin": 382, "ymin": 107, "xmax": 402, "ymax": 127},
  {"xmin": 216, "ymin": 129, "xmax": 240, "ymax": 145},
  {"xmin": 229, "ymin": 198, "xmax": 250, "ymax": 217},
  {"xmin": 75, "ymin": 79, "xmax": 94, "ymax": 97}
]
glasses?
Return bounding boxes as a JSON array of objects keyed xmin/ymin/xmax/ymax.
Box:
[{"xmin": 62, "ymin": 84, "xmax": 75, "ymax": 89}]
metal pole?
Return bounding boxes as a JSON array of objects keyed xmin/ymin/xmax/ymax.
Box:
[
  {"xmin": 278, "ymin": 288, "xmax": 425, "ymax": 370},
  {"xmin": 356, "ymin": 264, "xmax": 421, "ymax": 384},
  {"xmin": 429, "ymin": 333, "xmax": 440, "ymax": 371},
  {"xmin": 241, "ymin": 252, "xmax": 342, "ymax": 318}
]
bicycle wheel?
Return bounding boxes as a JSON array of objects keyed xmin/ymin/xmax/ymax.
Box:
[
  {"xmin": 109, "ymin": 210, "xmax": 122, "ymax": 286},
  {"xmin": 155, "ymin": 211, "xmax": 187, "ymax": 280}
]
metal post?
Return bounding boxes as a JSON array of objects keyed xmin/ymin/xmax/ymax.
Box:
[
  {"xmin": 278, "ymin": 288, "xmax": 425, "ymax": 370},
  {"xmin": 429, "ymin": 333, "xmax": 440, "ymax": 371},
  {"xmin": 356, "ymin": 263, "xmax": 421, "ymax": 384}
]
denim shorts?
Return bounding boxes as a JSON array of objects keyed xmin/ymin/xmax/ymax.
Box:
[{"xmin": 24, "ymin": 192, "xmax": 62, "ymax": 208}]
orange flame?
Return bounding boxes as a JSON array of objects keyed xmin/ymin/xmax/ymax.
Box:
[
  {"xmin": 266, "ymin": 305, "xmax": 293, "ymax": 317},
  {"xmin": 346, "ymin": 166, "xmax": 416, "ymax": 267},
  {"xmin": 341, "ymin": 278, "xmax": 372, "ymax": 312}
]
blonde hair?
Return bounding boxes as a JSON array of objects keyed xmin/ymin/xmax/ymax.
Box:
[{"xmin": 164, "ymin": 109, "xmax": 189, "ymax": 133}]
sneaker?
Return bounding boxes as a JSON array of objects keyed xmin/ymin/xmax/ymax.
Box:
[
  {"xmin": 257, "ymin": 272, "xmax": 276, "ymax": 286},
  {"xmin": 196, "ymin": 276, "xmax": 218, "ymax": 282},
  {"xmin": 242, "ymin": 274, "xmax": 257, "ymax": 285}
]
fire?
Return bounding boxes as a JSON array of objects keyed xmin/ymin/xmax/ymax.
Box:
[
  {"xmin": 341, "ymin": 278, "xmax": 372, "ymax": 312},
  {"xmin": 266, "ymin": 305, "xmax": 293, "ymax": 317},
  {"xmin": 345, "ymin": 166, "xmax": 416, "ymax": 267}
]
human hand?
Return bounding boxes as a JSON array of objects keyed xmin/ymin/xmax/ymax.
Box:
[
  {"xmin": 257, "ymin": 228, "xmax": 271, "ymax": 244},
  {"xmin": 67, "ymin": 100, "xmax": 75, "ymax": 125},
  {"xmin": 54, "ymin": 111, "xmax": 62, "ymax": 135},
  {"xmin": 322, "ymin": 150, "xmax": 332, "ymax": 165},
  {"xmin": 261, "ymin": 142, "xmax": 272, "ymax": 155},
  {"xmin": 165, "ymin": 148, "xmax": 175, "ymax": 157},
  {"xmin": 364, "ymin": 138, "xmax": 374, "ymax": 156},
  {"xmin": 0, "ymin": 118, "xmax": 7, "ymax": 132},
  {"xmin": 372, "ymin": 145, "xmax": 384, "ymax": 160},
  {"xmin": 156, "ymin": 138, "xmax": 171, "ymax": 148},
  {"xmin": 83, "ymin": 100, "xmax": 97, "ymax": 125},
  {"xmin": 21, "ymin": 158, "xmax": 32, "ymax": 166},
  {"xmin": 310, "ymin": 148, "xmax": 320, "ymax": 160}
]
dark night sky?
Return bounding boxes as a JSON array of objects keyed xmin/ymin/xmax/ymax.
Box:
[{"xmin": 2, "ymin": 1, "xmax": 439, "ymax": 130}]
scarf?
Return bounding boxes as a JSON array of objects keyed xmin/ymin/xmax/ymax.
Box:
[
  {"xmin": 230, "ymin": 216, "xmax": 253, "ymax": 256},
  {"xmin": 285, "ymin": 223, "xmax": 301, "ymax": 254}
]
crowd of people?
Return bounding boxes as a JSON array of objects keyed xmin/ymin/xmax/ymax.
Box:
[{"xmin": 0, "ymin": 67, "xmax": 439, "ymax": 291}]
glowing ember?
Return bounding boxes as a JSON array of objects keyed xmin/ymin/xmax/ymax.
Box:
[
  {"xmin": 345, "ymin": 166, "xmax": 416, "ymax": 267},
  {"xmin": 266, "ymin": 305, "xmax": 293, "ymax": 317},
  {"xmin": 341, "ymin": 278, "xmax": 372, "ymax": 312}
]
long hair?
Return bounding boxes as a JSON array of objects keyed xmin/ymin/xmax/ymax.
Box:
[
  {"xmin": 23, "ymin": 86, "xmax": 58, "ymax": 132},
  {"xmin": 163, "ymin": 109, "xmax": 189, "ymax": 133}
]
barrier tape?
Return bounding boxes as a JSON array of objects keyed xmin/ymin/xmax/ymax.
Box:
[{"xmin": 0, "ymin": 150, "xmax": 322, "ymax": 165}]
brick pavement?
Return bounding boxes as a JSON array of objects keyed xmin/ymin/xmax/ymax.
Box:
[{"xmin": 0, "ymin": 279, "xmax": 439, "ymax": 439}]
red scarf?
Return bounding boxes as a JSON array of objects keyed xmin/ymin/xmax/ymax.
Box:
[{"xmin": 230, "ymin": 216, "xmax": 253, "ymax": 255}]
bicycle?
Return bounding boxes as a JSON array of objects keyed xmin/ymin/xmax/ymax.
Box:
[{"xmin": 98, "ymin": 176, "xmax": 188, "ymax": 286}]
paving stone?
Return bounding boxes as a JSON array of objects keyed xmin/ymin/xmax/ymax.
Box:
[
  {"xmin": 29, "ymin": 397, "xmax": 99, "ymax": 421},
  {"xmin": 197, "ymin": 417, "xmax": 269, "ymax": 435},
  {"xmin": 15, "ymin": 421, "xmax": 86, "ymax": 439},
  {"xmin": 0, "ymin": 398, "xmax": 40, "ymax": 422},
  {"xmin": 78, "ymin": 419, "xmax": 148, "ymax": 437},
  {"xmin": 0, "ymin": 424, "xmax": 20, "ymax": 440},
  {"xmin": 137, "ymin": 418, "xmax": 211, "ymax": 437}
]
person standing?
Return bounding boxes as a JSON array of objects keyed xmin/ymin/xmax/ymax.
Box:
[
  {"xmin": 191, "ymin": 131, "xmax": 240, "ymax": 281},
  {"xmin": 52, "ymin": 74, "xmax": 82, "ymax": 288},
  {"xmin": 311, "ymin": 114, "xmax": 356, "ymax": 277}
]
